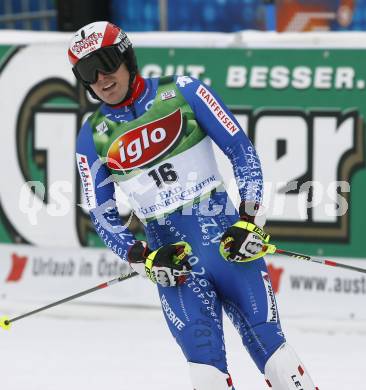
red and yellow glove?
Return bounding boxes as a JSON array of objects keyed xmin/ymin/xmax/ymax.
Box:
[
  {"xmin": 219, "ymin": 202, "xmax": 270, "ymax": 262},
  {"xmin": 128, "ymin": 241, "xmax": 192, "ymax": 287}
]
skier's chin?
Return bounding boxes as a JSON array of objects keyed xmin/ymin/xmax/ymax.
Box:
[{"xmin": 102, "ymin": 88, "xmax": 126, "ymax": 105}]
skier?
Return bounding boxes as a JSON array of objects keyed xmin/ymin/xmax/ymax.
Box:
[{"xmin": 69, "ymin": 21, "xmax": 318, "ymax": 390}]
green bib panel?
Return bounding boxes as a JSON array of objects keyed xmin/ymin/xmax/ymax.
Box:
[
  {"xmin": 89, "ymin": 77, "xmax": 205, "ymax": 181},
  {"xmin": 88, "ymin": 77, "xmax": 223, "ymax": 221}
]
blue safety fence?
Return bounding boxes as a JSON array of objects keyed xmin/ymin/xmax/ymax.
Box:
[
  {"xmin": 2, "ymin": 0, "xmax": 366, "ymax": 33},
  {"xmin": 111, "ymin": 0, "xmax": 160, "ymax": 31},
  {"xmin": 338, "ymin": 0, "xmax": 366, "ymax": 30},
  {"xmin": 167, "ymin": 0, "xmax": 265, "ymax": 31},
  {"xmin": 111, "ymin": 0, "xmax": 267, "ymax": 32},
  {"xmin": 110, "ymin": 0, "xmax": 366, "ymax": 32},
  {"xmin": 0, "ymin": 0, "xmax": 56, "ymax": 30}
]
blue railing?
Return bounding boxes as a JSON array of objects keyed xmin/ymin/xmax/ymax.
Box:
[
  {"xmin": 0, "ymin": 0, "xmax": 56, "ymax": 30},
  {"xmin": 1, "ymin": 0, "xmax": 366, "ymax": 32},
  {"xmin": 111, "ymin": 0, "xmax": 266, "ymax": 32}
]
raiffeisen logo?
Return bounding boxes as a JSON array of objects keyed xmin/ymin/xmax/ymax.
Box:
[
  {"xmin": 196, "ymin": 85, "xmax": 239, "ymax": 136},
  {"xmin": 107, "ymin": 109, "xmax": 182, "ymax": 170}
]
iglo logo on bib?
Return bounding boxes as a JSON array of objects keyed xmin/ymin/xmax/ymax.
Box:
[{"xmin": 107, "ymin": 109, "xmax": 182, "ymax": 171}]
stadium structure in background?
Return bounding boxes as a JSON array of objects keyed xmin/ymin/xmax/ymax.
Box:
[
  {"xmin": 276, "ymin": 0, "xmax": 359, "ymax": 31},
  {"xmin": 2, "ymin": 0, "xmax": 366, "ymax": 32}
]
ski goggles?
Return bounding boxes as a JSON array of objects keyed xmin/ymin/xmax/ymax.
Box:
[{"xmin": 73, "ymin": 44, "xmax": 125, "ymax": 85}]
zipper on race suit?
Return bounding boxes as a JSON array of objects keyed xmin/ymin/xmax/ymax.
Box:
[{"xmin": 129, "ymin": 104, "xmax": 137, "ymax": 119}]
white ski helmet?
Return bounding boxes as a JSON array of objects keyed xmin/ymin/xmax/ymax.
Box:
[{"xmin": 68, "ymin": 21, "xmax": 138, "ymax": 101}]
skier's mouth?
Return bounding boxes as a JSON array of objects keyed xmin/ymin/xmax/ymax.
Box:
[{"xmin": 103, "ymin": 82, "xmax": 116, "ymax": 91}]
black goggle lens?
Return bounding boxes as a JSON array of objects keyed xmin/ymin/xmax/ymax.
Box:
[{"xmin": 74, "ymin": 45, "xmax": 124, "ymax": 84}]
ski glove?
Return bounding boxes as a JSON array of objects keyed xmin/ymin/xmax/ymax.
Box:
[
  {"xmin": 219, "ymin": 201, "xmax": 270, "ymax": 262},
  {"xmin": 128, "ymin": 241, "xmax": 192, "ymax": 287}
]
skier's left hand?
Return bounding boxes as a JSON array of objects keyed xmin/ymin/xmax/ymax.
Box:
[{"xmin": 219, "ymin": 201, "xmax": 269, "ymax": 262}]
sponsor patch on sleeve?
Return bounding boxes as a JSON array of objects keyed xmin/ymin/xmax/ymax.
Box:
[
  {"xmin": 262, "ymin": 271, "xmax": 278, "ymax": 323},
  {"xmin": 161, "ymin": 89, "xmax": 176, "ymax": 101},
  {"xmin": 76, "ymin": 153, "xmax": 96, "ymax": 210},
  {"xmin": 176, "ymin": 76, "xmax": 193, "ymax": 87},
  {"xmin": 196, "ymin": 85, "xmax": 239, "ymax": 136}
]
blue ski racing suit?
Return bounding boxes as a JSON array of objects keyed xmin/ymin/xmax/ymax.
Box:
[{"xmin": 75, "ymin": 75, "xmax": 285, "ymax": 387}]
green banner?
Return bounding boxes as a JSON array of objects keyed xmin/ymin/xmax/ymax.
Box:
[
  {"xmin": 0, "ymin": 44, "xmax": 364, "ymax": 257},
  {"xmin": 137, "ymin": 48, "xmax": 365, "ymax": 257}
]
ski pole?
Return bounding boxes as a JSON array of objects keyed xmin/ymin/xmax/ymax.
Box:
[
  {"xmin": 0, "ymin": 271, "xmax": 138, "ymax": 330},
  {"xmin": 264, "ymin": 244, "xmax": 366, "ymax": 274},
  {"xmin": 229, "ymin": 223, "xmax": 366, "ymax": 274}
]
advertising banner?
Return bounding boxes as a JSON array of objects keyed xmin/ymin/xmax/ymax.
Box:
[
  {"xmin": 0, "ymin": 243, "xmax": 364, "ymax": 320},
  {"xmin": 0, "ymin": 244, "xmax": 158, "ymax": 307},
  {"xmin": 265, "ymin": 256, "xmax": 366, "ymax": 320},
  {"xmin": 0, "ymin": 42, "xmax": 364, "ymax": 258}
]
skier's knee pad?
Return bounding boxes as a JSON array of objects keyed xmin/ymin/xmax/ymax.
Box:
[
  {"xmin": 189, "ymin": 362, "xmax": 234, "ymax": 390},
  {"xmin": 264, "ymin": 342, "xmax": 318, "ymax": 390}
]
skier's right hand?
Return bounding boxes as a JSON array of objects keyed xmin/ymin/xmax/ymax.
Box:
[{"xmin": 128, "ymin": 241, "xmax": 192, "ymax": 287}]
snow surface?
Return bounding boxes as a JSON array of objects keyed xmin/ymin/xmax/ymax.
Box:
[{"xmin": 0, "ymin": 301, "xmax": 365, "ymax": 389}]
